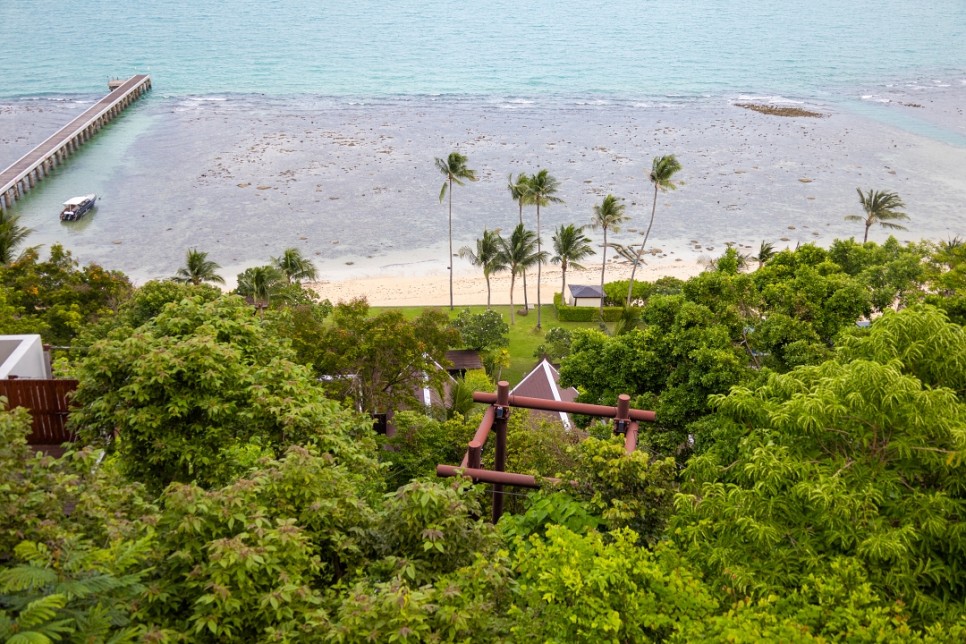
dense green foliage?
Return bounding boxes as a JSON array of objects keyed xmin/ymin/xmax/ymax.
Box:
[
  {"xmin": 0, "ymin": 244, "xmax": 132, "ymax": 345},
  {"xmin": 3, "ymin": 235, "xmax": 966, "ymax": 641},
  {"xmin": 451, "ymin": 308, "xmax": 509, "ymax": 352},
  {"xmin": 69, "ymin": 295, "xmax": 374, "ymax": 492},
  {"xmin": 673, "ymin": 306, "xmax": 966, "ymax": 626}
]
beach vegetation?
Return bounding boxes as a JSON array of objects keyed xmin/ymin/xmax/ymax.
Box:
[
  {"xmin": 533, "ymin": 325, "xmax": 573, "ymax": 362},
  {"xmin": 525, "ymin": 169, "xmax": 563, "ymax": 329},
  {"xmin": 235, "ymin": 264, "xmax": 286, "ymax": 312},
  {"xmin": 551, "ymin": 223, "xmax": 595, "ymax": 302},
  {"xmin": 172, "ymin": 247, "xmax": 225, "ymax": 286},
  {"xmin": 0, "ymin": 244, "xmax": 132, "ymax": 346},
  {"xmin": 451, "ymin": 307, "xmax": 509, "ymax": 353},
  {"xmin": 754, "ymin": 239, "xmax": 777, "ymax": 268},
  {"xmin": 605, "ymin": 275, "xmax": 685, "ymax": 307},
  {"xmin": 845, "ymin": 187, "xmax": 909, "ymax": 243},
  {"xmin": 497, "ymin": 224, "xmax": 546, "ymax": 326},
  {"xmin": 458, "ymin": 228, "xmax": 507, "ymax": 308},
  {"xmin": 553, "ymin": 291, "xmax": 624, "ymax": 323},
  {"xmin": 626, "ymin": 154, "xmax": 682, "ymax": 306},
  {"xmin": 590, "ymin": 194, "xmax": 630, "ymax": 317},
  {"xmin": 507, "ymin": 172, "xmax": 533, "ymax": 308},
  {"xmin": 271, "ymin": 246, "xmax": 318, "ymax": 284},
  {"xmin": 0, "ymin": 209, "xmax": 34, "ymax": 265},
  {"xmin": 436, "ymin": 151, "xmax": 478, "ymax": 310}
]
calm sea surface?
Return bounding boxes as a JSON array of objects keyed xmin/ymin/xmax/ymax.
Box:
[{"xmin": 1, "ymin": 0, "xmax": 964, "ymax": 282}]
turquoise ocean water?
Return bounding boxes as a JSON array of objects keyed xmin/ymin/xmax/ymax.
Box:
[{"xmin": 1, "ymin": 0, "xmax": 964, "ymax": 282}]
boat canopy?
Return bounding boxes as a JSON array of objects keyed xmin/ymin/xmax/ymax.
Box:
[{"xmin": 62, "ymin": 194, "xmax": 95, "ymax": 207}]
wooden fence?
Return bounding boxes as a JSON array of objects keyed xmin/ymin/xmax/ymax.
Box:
[{"xmin": 0, "ymin": 379, "xmax": 78, "ymax": 445}]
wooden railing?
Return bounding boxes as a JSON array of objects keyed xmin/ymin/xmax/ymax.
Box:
[{"xmin": 0, "ymin": 379, "xmax": 78, "ymax": 445}]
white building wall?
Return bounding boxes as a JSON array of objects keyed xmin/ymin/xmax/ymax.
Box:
[{"xmin": 0, "ymin": 335, "xmax": 49, "ymax": 379}]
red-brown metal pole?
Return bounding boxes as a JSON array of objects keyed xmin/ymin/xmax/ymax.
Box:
[
  {"xmin": 460, "ymin": 405, "xmax": 495, "ymax": 468},
  {"xmin": 468, "ymin": 444, "xmax": 482, "ymax": 469},
  {"xmin": 471, "ymin": 391, "xmax": 656, "ymax": 422},
  {"xmin": 436, "ymin": 464, "xmax": 546, "ymax": 488},
  {"xmin": 492, "ymin": 381, "xmax": 510, "ymax": 522},
  {"xmin": 613, "ymin": 394, "xmax": 631, "ymax": 436},
  {"xmin": 624, "ymin": 421, "xmax": 639, "ymax": 454}
]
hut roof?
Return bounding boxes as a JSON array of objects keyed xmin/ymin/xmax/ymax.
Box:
[
  {"xmin": 511, "ymin": 358, "xmax": 579, "ymax": 429},
  {"xmin": 568, "ymin": 284, "xmax": 604, "ymax": 299},
  {"xmin": 445, "ymin": 349, "xmax": 484, "ymax": 373}
]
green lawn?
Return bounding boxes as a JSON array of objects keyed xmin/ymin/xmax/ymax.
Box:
[{"xmin": 375, "ymin": 303, "xmax": 603, "ymax": 385}]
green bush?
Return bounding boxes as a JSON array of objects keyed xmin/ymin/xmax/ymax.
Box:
[{"xmin": 553, "ymin": 292, "xmax": 623, "ymax": 322}]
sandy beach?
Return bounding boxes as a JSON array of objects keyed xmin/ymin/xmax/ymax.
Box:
[{"xmin": 307, "ymin": 255, "xmax": 705, "ymax": 308}]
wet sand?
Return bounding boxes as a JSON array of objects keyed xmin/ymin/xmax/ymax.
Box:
[{"xmin": 2, "ymin": 90, "xmax": 965, "ymax": 290}]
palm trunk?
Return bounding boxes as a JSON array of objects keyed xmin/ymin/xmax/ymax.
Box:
[
  {"xmin": 519, "ymin": 200, "xmax": 529, "ymax": 309},
  {"xmin": 448, "ymin": 178, "xmax": 454, "ymax": 310},
  {"xmin": 508, "ymin": 272, "xmax": 516, "ymax": 325},
  {"xmin": 626, "ymin": 186, "xmax": 658, "ymax": 306},
  {"xmin": 863, "ymin": 222, "xmax": 870, "ymax": 244},
  {"xmin": 536, "ymin": 204, "xmax": 542, "ymax": 329},
  {"xmin": 599, "ymin": 230, "xmax": 608, "ymax": 320},
  {"xmin": 485, "ymin": 273, "xmax": 491, "ymax": 309},
  {"xmin": 560, "ymin": 260, "xmax": 567, "ymax": 304}
]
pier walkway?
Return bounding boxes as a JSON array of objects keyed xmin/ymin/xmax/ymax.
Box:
[{"xmin": 0, "ymin": 74, "xmax": 151, "ymax": 213}]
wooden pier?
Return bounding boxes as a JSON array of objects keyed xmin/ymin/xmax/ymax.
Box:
[{"xmin": 0, "ymin": 74, "xmax": 151, "ymax": 213}]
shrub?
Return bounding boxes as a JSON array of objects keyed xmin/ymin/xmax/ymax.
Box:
[{"xmin": 554, "ymin": 292, "xmax": 623, "ymax": 322}]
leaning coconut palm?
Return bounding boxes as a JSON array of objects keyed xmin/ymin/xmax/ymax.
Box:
[
  {"xmin": 236, "ymin": 265, "xmax": 285, "ymax": 313},
  {"xmin": 459, "ymin": 228, "xmax": 508, "ymax": 309},
  {"xmin": 497, "ymin": 224, "xmax": 545, "ymax": 325},
  {"xmin": 173, "ymin": 248, "xmax": 225, "ymax": 286},
  {"xmin": 507, "ymin": 172, "xmax": 532, "ymax": 308},
  {"xmin": 0, "ymin": 210, "xmax": 33, "ymax": 265},
  {"xmin": 845, "ymin": 188, "xmax": 908, "ymax": 243},
  {"xmin": 436, "ymin": 152, "xmax": 478, "ymax": 310},
  {"xmin": 272, "ymin": 247, "xmax": 318, "ymax": 284},
  {"xmin": 527, "ymin": 169, "xmax": 563, "ymax": 329},
  {"xmin": 591, "ymin": 195, "xmax": 629, "ymax": 318},
  {"xmin": 551, "ymin": 224, "xmax": 595, "ymax": 303},
  {"xmin": 626, "ymin": 154, "xmax": 682, "ymax": 306},
  {"xmin": 754, "ymin": 240, "xmax": 776, "ymax": 269}
]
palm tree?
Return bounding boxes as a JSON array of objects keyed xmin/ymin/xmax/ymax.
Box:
[
  {"xmin": 497, "ymin": 224, "xmax": 545, "ymax": 325},
  {"xmin": 236, "ymin": 265, "xmax": 285, "ymax": 313},
  {"xmin": 272, "ymin": 247, "xmax": 318, "ymax": 284},
  {"xmin": 527, "ymin": 169, "xmax": 563, "ymax": 329},
  {"xmin": 0, "ymin": 211, "xmax": 32, "ymax": 265},
  {"xmin": 551, "ymin": 224, "xmax": 595, "ymax": 302},
  {"xmin": 507, "ymin": 172, "xmax": 532, "ymax": 308},
  {"xmin": 436, "ymin": 152, "xmax": 478, "ymax": 310},
  {"xmin": 173, "ymin": 248, "xmax": 225, "ymax": 285},
  {"xmin": 626, "ymin": 154, "xmax": 682, "ymax": 306},
  {"xmin": 845, "ymin": 188, "xmax": 908, "ymax": 243},
  {"xmin": 459, "ymin": 229, "xmax": 507, "ymax": 309},
  {"xmin": 754, "ymin": 240, "xmax": 776, "ymax": 269},
  {"xmin": 590, "ymin": 195, "xmax": 629, "ymax": 318}
]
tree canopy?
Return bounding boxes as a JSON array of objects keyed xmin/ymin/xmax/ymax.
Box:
[{"xmin": 3, "ymin": 236, "xmax": 966, "ymax": 641}]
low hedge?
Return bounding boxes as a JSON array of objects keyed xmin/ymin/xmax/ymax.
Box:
[{"xmin": 554, "ymin": 292, "xmax": 624, "ymax": 322}]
